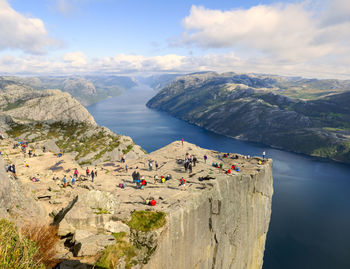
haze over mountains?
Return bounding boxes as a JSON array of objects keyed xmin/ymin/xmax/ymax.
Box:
[{"xmin": 4, "ymin": 75, "xmax": 138, "ymax": 106}]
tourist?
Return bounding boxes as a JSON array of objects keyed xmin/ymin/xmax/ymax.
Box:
[
  {"xmin": 71, "ymin": 176, "xmax": 75, "ymax": 185},
  {"xmin": 74, "ymin": 168, "xmax": 79, "ymax": 179},
  {"xmin": 181, "ymin": 138, "xmax": 184, "ymax": 146},
  {"xmin": 154, "ymin": 175, "xmax": 159, "ymax": 184},
  {"xmin": 94, "ymin": 167, "xmax": 98, "ymax": 177},
  {"xmin": 11, "ymin": 164, "xmax": 16, "ymax": 175},
  {"xmin": 179, "ymin": 177, "xmax": 186, "ymax": 186},
  {"xmin": 125, "ymin": 164, "xmax": 128, "ymax": 172},
  {"xmin": 188, "ymin": 162, "xmax": 193, "ymax": 173},
  {"xmin": 149, "ymin": 161, "xmax": 153, "ymax": 171},
  {"xmin": 262, "ymin": 151, "xmax": 266, "ymax": 160},
  {"xmin": 63, "ymin": 175, "xmax": 67, "ymax": 188},
  {"xmin": 204, "ymin": 154, "xmax": 207, "ymax": 163},
  {"xmin": 91, "ymin": 170, "xmax": 95, "ymax": 182},
  {"xmin": 86, "ymin": 167, "xmax": 90, "ymax": 177},
  {"xmin": 155, "ymin": 161, "xmax": 158, "ymax": 171},
  {"xmin": 184, "ymin": 160, "xmax": 189, "ymax": 172},
  {"xmin": 193, "ymin": 155, "xmax": 197, "ymax": 167}
]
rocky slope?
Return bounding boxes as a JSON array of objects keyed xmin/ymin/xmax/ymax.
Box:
[
  {"xmin": 147, "ymin": 72, "xmax": 350, "ymax": 163},
  {"xmin": 3, "ymin": 75, "xmax": 137, "ymax": 106}
]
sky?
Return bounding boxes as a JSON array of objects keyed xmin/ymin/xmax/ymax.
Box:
[{"xmin": 0, "ymin": 0, "xmax": 349, "ymax": 78}]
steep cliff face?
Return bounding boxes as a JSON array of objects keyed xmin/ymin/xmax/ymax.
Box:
[{"xmin": 145, "ymin": 161, "xmax": 273, "ymax": 269}]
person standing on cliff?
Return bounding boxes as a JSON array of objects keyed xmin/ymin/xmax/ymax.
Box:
[
  {"xmin": 262, "ymin": 151, "xmax": 266, "ymax": 160},
  {"xmin": 94, "ymin": 167, "xmax": 98, "ymax": 177},
  {"xmin": 91, "ymin": 169, "xmax": 95, "ymax": 182},
  {"xmin": 181, "ymin": 138, "xmax": 184, "ymax": 146},
  {"xmin": 204, "ymin": 154, "xmax": 207, "ymax": 163},
  {"xmin": 193, "ymin": 155, "xmax": 197, "ymax": 166}
]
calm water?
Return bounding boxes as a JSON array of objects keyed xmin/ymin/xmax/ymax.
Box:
[{"xmin": 88, "ymin": 85, "xmax": 350, "ymax": 269}]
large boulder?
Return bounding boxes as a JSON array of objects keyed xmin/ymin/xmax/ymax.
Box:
[
  {"xmin": 72, "ymin": 232, "xmax": 116, "ymax": 256},
  {"xmin": 58, "ymin": 190, "xmax": 119, "ymax": 234}
]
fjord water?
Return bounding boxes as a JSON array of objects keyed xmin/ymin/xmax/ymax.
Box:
[{"xmin": 88, "ymin": 85, "xmax": 350, "ymax": 269}]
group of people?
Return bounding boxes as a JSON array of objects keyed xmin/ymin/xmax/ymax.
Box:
[
  {"xmin": 131, "ymin": 171, "xmax": 148, "ymax": 189},
  {"xmin": 148, "ymin": 160, "xmax": 159, "ymax": 171},
  {"xmin": 85, "ymin": 167, "xmax": 97, "ymax": 182},
  {"xmin": 184, "ymin": 153, "xmax": 197, "ymax": 173}
]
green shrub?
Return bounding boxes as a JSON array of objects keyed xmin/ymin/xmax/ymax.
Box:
[{"xmin": 128, "ymin": 211, "xmax": 166, "ymax": 232}]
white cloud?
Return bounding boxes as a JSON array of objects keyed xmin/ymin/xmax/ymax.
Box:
[
  {"xmin": 180, "ymin": 2, "xmax": 350, "ymax": 63},
  {"xmin": 63, "ymin": 51, "xmax": 88, "ymax": 67},
  {"xmin": 1, "ymin": 51, "xmax": 349, "ymax": 79},
  {"xmin": 0, "ymin": 0, "xmax": 58, "ymax": 54}
]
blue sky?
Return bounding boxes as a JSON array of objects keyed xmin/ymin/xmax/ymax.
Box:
[{"xmin": 0, "ymin": 0, "xmax": 349, "ymax": 78}]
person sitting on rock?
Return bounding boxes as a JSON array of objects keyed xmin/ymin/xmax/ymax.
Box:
[
  {"xmin": 141, "ymin": 177, "xmax": 147, "ymax": 186},
  {"xmin": 165, "ymin": 174, "xmax": 172, "ymax": 181},
  {"xmin": 179, "ymin": 177, "xmax": 186, "ymax": 186},
  {"xmin": 154, "ymin": 175, "xmax": 159, "ymax": 184}
]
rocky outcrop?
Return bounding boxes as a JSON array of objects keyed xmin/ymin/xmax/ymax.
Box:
[
  {"xmin": 145, "ymin": 161, "xmax": 273, "ymax": 269},
  {"xmin": 56, "ymin": 190, "xmax": 119, "ymax": 235},
  {"xmin": 5, "ymin": 90, "xmax": 96, "ymax": 125},
  {"xmin": 0, "ymin": 156, "xmax": 46, "ymax": 223}
]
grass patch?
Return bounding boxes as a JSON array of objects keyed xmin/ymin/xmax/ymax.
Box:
[
  {"xmin": 6, "ymin": 123, "xmax": 28, "ymax": 138},
  {"xmin": 128, "ymin": 211, "xmax": 166, "ymax": 232},
  {"xmin": 93, "ymin": 207, "xmax": 110, "ymax": 215},
  {"xmin": 122, "ymin": 144, "xmax": 134, "ymax": 155},
  {"xmin": 3, "ymin": 99, "xmax": 27, "ymax": 111},
  {"xmin": 95, "ymin": 232, "xmax": 137, "ymax": 269}
]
